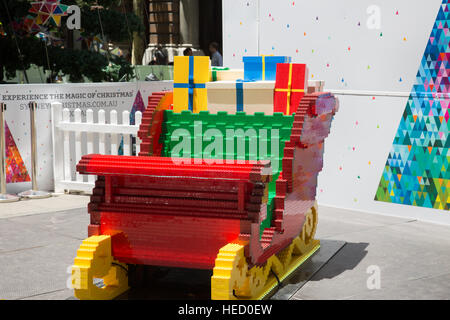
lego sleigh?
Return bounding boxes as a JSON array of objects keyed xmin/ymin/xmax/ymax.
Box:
[{"xmin": 70, "ymin": 56, "xmax": 339, "ymax": 300}]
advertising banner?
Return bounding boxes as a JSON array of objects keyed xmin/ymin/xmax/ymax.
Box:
[{"xmin": 0, "ymin": 81, "xmax": 173, "ymax": 193}]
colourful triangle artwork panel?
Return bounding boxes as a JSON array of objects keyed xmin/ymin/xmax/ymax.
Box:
[
  {"xmin": 130, "ymin": 90, "xmax": 146, "ymax": 125},
  {"xmin": 375, "ymin": 0, "xmax": 450, "ymax": 211},
  {"xmin": 4, "ymin": 122, "xmax": 31, "ymax": 183},
  {"xmin": 118, "ymin": 90, "xmax": 146, "ymax": 155}
]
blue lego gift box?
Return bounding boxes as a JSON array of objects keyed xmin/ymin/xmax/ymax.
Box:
[{"xmin": 243, "ymin": 55, "xmax": 292, "ymax": 81}]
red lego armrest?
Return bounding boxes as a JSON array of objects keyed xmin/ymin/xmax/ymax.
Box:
[{"xmin": 77, "ymin": 155, "xmax": 272, "ymax": 183}]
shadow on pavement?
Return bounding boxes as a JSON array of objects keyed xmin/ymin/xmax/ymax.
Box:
[
  {"xmin": 308, "ymin": 242, "xmax": 369, "ymax": 281},
  {"xmin": 116, "ymin": 267, "xmax": 212, "ymax": 300}
]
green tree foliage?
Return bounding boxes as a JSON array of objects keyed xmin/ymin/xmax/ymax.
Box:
[
  {"xmin": 0, "ymin": 0, "xmax": 143, "ymax": 83},
  {"xmin": 80, "ymin": 6, "xmax": 143, "ymax": 43}
]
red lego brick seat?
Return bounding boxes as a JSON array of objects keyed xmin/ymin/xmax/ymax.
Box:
[{"xmin": 77, "ymin": 155, "xmax": 272, "ymax": 269}]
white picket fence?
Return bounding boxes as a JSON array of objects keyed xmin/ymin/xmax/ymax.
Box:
[{"xmin": 51, "ymin": 102, "xmax": 142, "ymax": 193}]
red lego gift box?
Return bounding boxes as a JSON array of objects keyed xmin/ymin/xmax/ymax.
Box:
[{"xmin": 274, "ymin": 63, "xmax": 309, "ymax": 115}]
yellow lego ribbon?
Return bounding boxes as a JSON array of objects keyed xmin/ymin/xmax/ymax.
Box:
[
  {"xmin": 274, "ymin": 64, "xmax": 305, "ymax": 114},
  {"xmin": 261, "ymin": 54, "xmax": 273, "ymax": 81}
]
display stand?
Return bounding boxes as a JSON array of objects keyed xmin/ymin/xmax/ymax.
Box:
[{"xmin": 18, "ymin": 102, "xmax": 51, "ymax": 199}]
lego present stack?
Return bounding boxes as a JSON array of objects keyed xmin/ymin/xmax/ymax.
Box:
[
  {"xmin": 70, "ymin": 54, "xmax": 339, "ymax": 300},
  {"xmin": 208, "ymin": 55, "xmax": 309, "ymax": 116},
  {"xmin": 173, "ymin": 56, "xmax": 210, "ymax": 113}
]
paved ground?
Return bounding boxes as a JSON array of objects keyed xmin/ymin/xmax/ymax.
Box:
[
  {"xmin": 0, "ymin": 194, "xmax": 90, "ymax": 219},
  {"xmin": 298, "ymin": 206, "xmax": 450, "ymax": 300},
  {"xmin": 0, "ymin": 195, "xmax": 89, "ymax": 300},
  {"xmin": 0, "ymin": 195, "xmax": 449, "ymax": 300}
]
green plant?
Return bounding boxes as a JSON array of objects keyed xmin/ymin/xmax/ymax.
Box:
[{"xmin": 0, "ymin": 0, "xmax": 142, "ymax": 82}]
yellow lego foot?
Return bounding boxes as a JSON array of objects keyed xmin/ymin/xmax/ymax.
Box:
[
  {"xmin": 71, "ymin": 235, "xmax": 129, "ymax": 300},
  {"xmin": 211, "ymin": 203, "xmax": 320, "ymax": 300}
]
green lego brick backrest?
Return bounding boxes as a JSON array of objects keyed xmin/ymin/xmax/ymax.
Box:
[{"xmin": 160, "ymin": 110, "xmax": 294, "ymax": 169}]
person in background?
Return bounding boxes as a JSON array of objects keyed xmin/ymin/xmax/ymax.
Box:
[
  {"xmin": 183, "ymin": 47, "xmax": 193, "ymax": 56},
  {"xmin": 209, "ymin": 42, "xmax": 223, "ymax": 66},
  {"xmin": 154, "ymin": 45, "xmax": 168, "ymax": 65}
]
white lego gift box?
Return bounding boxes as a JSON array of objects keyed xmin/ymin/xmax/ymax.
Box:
[
  {"xmin": 206, "ymin": 80, "xmax": 275, "ymax": 115},
  {"xmin": 210, "ymin": 68, "xmax": 244, "ymax": 81}
]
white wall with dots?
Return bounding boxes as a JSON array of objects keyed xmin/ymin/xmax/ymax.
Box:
[{"xmin": 223, "ymin": 0, "xmax": 450, "ymax": 224}]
